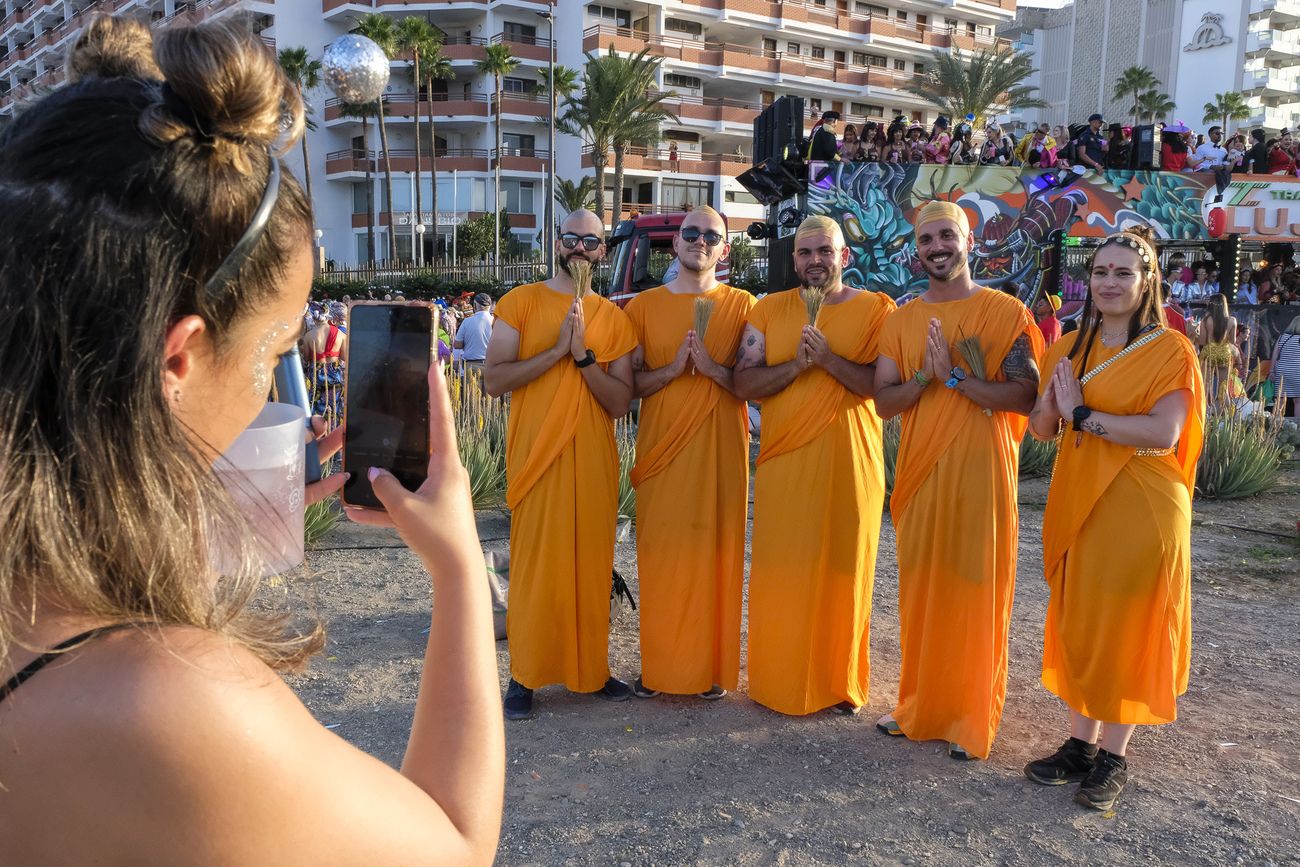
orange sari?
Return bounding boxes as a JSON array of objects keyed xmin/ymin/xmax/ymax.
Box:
[
  {"xmin": 495, "ymin": 282, "xmax": 637, "ymax": 691},
  {"xmin": 878, "ymin": 289, "xmax": 1043, "ymax": 758},
  {"xmin": 1039, "ymin": 329, "xmax": 1205, "ymax": 724},
  {"xmin": 747, "ymin": 288, "xmax": 896, "ymax": 715},
  {"xmin": 625, "ymin": 284, "xmax": 755, "ymax": 694}
]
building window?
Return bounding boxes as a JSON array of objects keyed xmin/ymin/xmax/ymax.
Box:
[
  {"xmin": 867, "ymin": 54, "xmax": 886, "ymax": 67},
  {"xmin": 851, "ymin": 102, "xmax": 884, "ymax": 117},
  {"xmin": 914, "ymin": 63, "xmax": 925, "ymax": 75},
  {"xmin": 811, "ymin": 45, "xmax": 825, "ymax": 59},
  {"xmin": 503, "ymin": 133, "xmax": 536, "ymax": 154},
  {"xmin": 809, "ymin": 98, "xmax": 823, "ymax": 113},
  {"xmin": 502, "ymin": 180, "xmax": 535, "ymax": 214},
  {"xmin": 664, "ymin": 17, "xmax": 702, "ymax": 36},
  {"xmin": 665, "ymin": 73, "xmax": 702, "ymax": 89},
  {"xmin": 664, "ymin": 130, "xmax": 700, "ymax": 143},
  {"xmin": 502, "ymin": 77, "xmax": 536, "ymax": 94},
  {"xmin": 662, "ymin": 179, "xmax": 713, "ymax": 210},
  {"xmin": 893, "ymin": 58, "xmax": 905, "ymax": 71},
  {"xmin": 725, "ymin": 189, "xmax": 759, "ymax": 205},
  {"xmin": 587, "ymin": 4, "xmax": 631, "ymax": 27},
  {"xmin": 895, "ymin": 9, "xmax": 907, "ymax": 20},
  {"xmin": 502, "ymin": 22, "xmax": 537, "ymax": 42},
  {"xmin": 787, "ymin": 42, "xmax": 801, "ymax": 54}
]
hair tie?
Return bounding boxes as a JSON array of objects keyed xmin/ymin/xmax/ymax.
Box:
[{"xmin": 160, "ymin": 82, "xmax": 216, "ymax": 145}]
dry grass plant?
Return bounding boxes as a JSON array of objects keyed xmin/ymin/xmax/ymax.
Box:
[
  {"xmin": 693, "ymin": 296, "xmax": 713, "ymax": 340},
  {"xmin": 954, "ymin": 330, "xmax": 993, "ymax": 416},
  {"xmin": 569, "ymin": 258, "xmax": 593, "ymax": 299},
  {"xmin": 802, "ymin": 285, "xmax": 826, "ymax": 325},
  {"xmin": 450, "ymin": 369, "xmax": 509, "ymax": 508},
  {"xmin": 616, "ymin": 417, "xmax": 636, "ymax": 520}
]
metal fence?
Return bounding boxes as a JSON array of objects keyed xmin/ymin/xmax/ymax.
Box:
[{"xmin": 317, "ymin": 260, "xmax": 550, "ymax": 286}]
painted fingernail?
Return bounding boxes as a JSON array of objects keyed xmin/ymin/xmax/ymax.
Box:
[{"xmin": 368, "ymin": 467, "xmax": 381, "ymax": 481}]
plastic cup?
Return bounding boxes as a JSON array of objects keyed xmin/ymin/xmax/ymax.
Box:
[{"xmin": 216, "ymin": 402, "xmax": 306, "ymax": 576}]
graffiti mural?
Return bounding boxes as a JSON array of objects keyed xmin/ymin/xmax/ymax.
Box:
[{"xmin": 803, "ymin": 162, "xmax": 1300, "ymax": 301}]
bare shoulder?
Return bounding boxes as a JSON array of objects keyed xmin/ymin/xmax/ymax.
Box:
[{"xmin": 0, "ymin": 626, "xmax": 447, "ymax": 864}]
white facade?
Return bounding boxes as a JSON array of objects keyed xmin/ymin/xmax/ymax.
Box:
[
  {"xmin": 1000, "ymin": 0, "xmax": 1300, "ymax": 135},
  {"xmin": 1, "ymin": 0, "xmax": 1018, "ymax": 266}
]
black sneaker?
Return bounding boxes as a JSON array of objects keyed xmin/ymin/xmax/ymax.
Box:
[
  {"xmin": 503, "ymin": 679, "xmax": 534, "ymax": 721},
  {"xmin": 1025, "ymin": 737, "xmax": 1099, "ymax": 786},
  {"xmin": 595, "ymin": 677, "xmax": 632, "ymax": 702},
  {"xmin": 1075, "ymin": 749, "xmax": 1129, "ymax": 811},
  {"xmin": 698, "ymin": 685, "xmax": 727, "ymax": 700},
  {"xmin": 631, "ymin": 677, "xmax": 659, "ymax": 699}
]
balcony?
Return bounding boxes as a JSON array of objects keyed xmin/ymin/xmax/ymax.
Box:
[
  {"xmin": 581, "ymin": 144, "xmax": 750, "ymax": 177},
  {"xmin": 324, "ymin": 0, "xmax": 487, "ymax": 16},
  {"xmin": 1244, "ymin": 65, "xmax": 1300, "ymax": 94},
  {"xmin": 1247, "ymin": 27, "xmax": 1300, "ymax": 57},
  {"xmin": 352, "ymin": 211, "xmax": 537, "ymax": 230},
  {"xmin": 491, "ymin": 90, "xmax": 550, "ymax": 120},
  {"xmin": 1246, "ymin": 105, "xmax": 1300, "ymax": 130},
  {"xmin": 1252, "ymin": 0, "xmax": 1300, "ymax": 24},
  {"xmin": 582, "ymin": 26, "xmax": 925, "ymax": 92},
  {"xmin": 326, "ymin": 147, "xmax": 492, "ymax": 175},
  {"xmin": 324, "ymin": 92, "xmax": 491, "ymax": 123}
]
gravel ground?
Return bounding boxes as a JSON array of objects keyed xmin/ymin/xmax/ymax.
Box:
[{"xmin": 287, "ymin": 465, "xmax": 1300, "ymax": 866}]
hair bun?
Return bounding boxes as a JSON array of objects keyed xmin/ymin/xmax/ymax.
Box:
[
  {"xmin": 66, "ymin": 13, "xmax": 162, "ymax": 84},
  {"xmin": 145, "ymin": 16, "xmax": 302, "ymax": 165},
  {"xmin": 1125, "ymin": 225, "xmax": 1157, "ymax": 244}
]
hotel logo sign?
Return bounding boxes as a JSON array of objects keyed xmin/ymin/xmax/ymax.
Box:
[{"xmin": 1184, "ymin": 13, "xmax": 1233, "ymax": 52}]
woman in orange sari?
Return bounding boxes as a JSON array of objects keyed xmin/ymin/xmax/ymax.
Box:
[{"xmin": 1026, "ymin": 227, "xmax": 1205, "ymax": 812}]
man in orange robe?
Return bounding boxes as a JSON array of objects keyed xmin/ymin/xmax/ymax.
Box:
[
  {"xmin": 735, "ymin": 215, "xmax": 895, "ymax": 716},
  {"xmin": 624, "ymin": 206, "xmax": 754, "ymax": 700},
  {"xmin": 484, "ymin": 209, "xmax": 638, "ymax": 720},
  {"xmin": 874, "ymin": 201, "xmax": 1043, "ymax": 759}
]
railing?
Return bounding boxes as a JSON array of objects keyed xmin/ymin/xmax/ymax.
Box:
[
  {"xmin": 316, "ymin": 259, "xmax": 553, "ymax": 286},
  {"xmin": 328, "ymin": 147, "xmax": 492, "ymax": 163},
  {"xmin": 489, "ymin": 32, "xmax": 555, "ymax": 49},
  {"xmin": 324, "ymin": 92, "xmax": 490, "ymax": 109}
]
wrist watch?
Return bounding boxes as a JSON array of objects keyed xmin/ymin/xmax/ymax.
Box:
[
  {"xmin": 574, "ymin": 349, "xmax": 596, "ymax": 369},
  {"xmin": 1072, "ymin": 405, "xmax": 1093, "ymax": 432},
  {"xmin": 944, "ymin": 366, "xmax": 967, "ymax": 389}
]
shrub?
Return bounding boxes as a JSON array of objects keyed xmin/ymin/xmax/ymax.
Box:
[
  {"xmin": 304, "ymin": 499, "xmax": 341, "ymax": 547},
  {"xmin": 616, "ymin": 418, "xmax": 636, "ymax": 520},
  {"xmin": 450, "ymin": 371, "xmax": 509, "ymax": 508},
  {"xmin": 1196, "ymin": 406, "xmax": 1289, "ymax": 500},
  {"xmin": 883, "ymin": 415, "xmax": 901, "ymax": 494},
  {"xmin": 1019, "ymin": 433, "xmax": 1058, "ymax": 478}
]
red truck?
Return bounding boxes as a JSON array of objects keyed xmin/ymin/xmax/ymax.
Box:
[{"xmin": 604, "ymin": 212, "xmax": 731, "ymax": 307}]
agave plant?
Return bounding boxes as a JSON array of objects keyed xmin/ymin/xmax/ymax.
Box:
[
  {"xmin": 450, "ymin": 370, "xmax": 509, "ymax": 508},
  {"xmin": 1196, "ymin": 406, "xmax": 1288, "ymax": 500},
  {"xmin": 1019, "ymin": 433, "xmax": 1058, "ymax": 478},
  {"xmin": 304, "ymin": 499, "xmax": 341, "ymax": 547},
  {"xmin": 616, "ymin": 417, "xmax": 636, "ymax": 520},
  {"xmin": 883, "ymin": 416, "xmax": 902, "ymax": 495}
]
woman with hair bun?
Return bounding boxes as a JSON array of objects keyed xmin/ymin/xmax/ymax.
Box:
[
  {"xmin": 0, "ymin": 15, "xmax": 503, "ymax": 863},
  {"xmin": 1024, "ymin": 227, "xmax": 1205, "ymax": 812}
]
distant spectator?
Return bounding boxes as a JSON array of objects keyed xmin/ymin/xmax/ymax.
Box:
[
  {"xmin": 807, "ymin": 111, "xmax": 841, "ymax": 163},
  {"xmin": 1237, "ymin": 268, "xmax": 1258, "ymax": 304},
  {"xmin": 948, "ymin": 123, "xmax": 978, "ymax": 164},
  {"xmin": 1160, "ymin": 121, "xmax": 1191, "ymax": 171},
  {"xmin": 1015, "ymin": 124, "xmax": 1056, "ymax": 167},
  {"xmin": 1225, "ymin": 133, "xmax": 1248, "ymax": 173},
  {"xmin": 1269, "ymin": 314, "xmax": 1300, "ymax": 416},
  {"xmin": 1194, "ymin": 292, "xmax": 1237, "ymax": 350},
  {"xmin": 1075, "ymin": 113, "xmax": 1107, "ymax": 171},
  {"xmin": 925, "ymin": 115, "xmax": 952, "ymax": 165},
  {"xmin": 1161, "ymin": 281, "xmax": 1187, "ymax": 334},
  {"xmin": 1034, "ymin": 292, "xmax": 1062, "ymax": 346},
  {"xmin": 980, "ymin": 122, "xmax": 1013, "ymax": 165},
  {"xmin": 885, "ymin": 124, "xmax": 907, "ymax": 162},
  {"xmin": 668, "ymin": 141, "xmax": 680, "ymax": 172},
  {"xmin": 840, "ymin": 123, "xmax": 864, "ymax": 162},
  {"xmin": 1244, "ymin": 128, "xmax": 1270, "ymax": 174},
  {"xmin": 1105, "ymin": 123, "xmax": 1130, "ymax": 169},
  {"xmin": 1268, "ymin": 131, "xmax": 1296, "ymax": 174},
  {"xmin": 453, "ymin": 292, "xmax": 494, "ymax": 367},
  {"xmin": 1258, "ymin": 262, "xmax": 1284, "ymax": 303},
  {"xmin": 1190, "ymin": 126, "xmax": 1229, "ymax": 171}
]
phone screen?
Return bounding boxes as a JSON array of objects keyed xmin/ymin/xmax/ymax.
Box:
[{"xmin": 342, "ymin": 304, "xmax": 433, "ymax": 509}]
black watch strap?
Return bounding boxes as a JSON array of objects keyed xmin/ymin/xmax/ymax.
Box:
[
  {"xmin": 1072, "ymin": 405, "xmax": 1092, "ymax": 432},
  {"xmin": 574, "ymin": 349, "xmax": 597, "ymax": 369}
]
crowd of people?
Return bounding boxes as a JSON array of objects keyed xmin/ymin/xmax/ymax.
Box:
[{"xmin": 806, "ymin": 109, "xmax": 1300, "ymax": 176}]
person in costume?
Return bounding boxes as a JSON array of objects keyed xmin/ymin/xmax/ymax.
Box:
[
  {"xmin": 484, "ymin": 209, "xmax": 638, "ymax": 721},
  {"xmin": 734, "ymin": 215, "xmax": 896, "ymax": 716},
  {"xmin": 873, "ymin": 201, "xmax": 1043, "ymax": 760},
  {"xmin": 624, "ymin": 206, "xmax": 754, "ymax": 701},
  {"xmin": 1025, "ymin": 227, "xmax": 1205, "ymax": 811}
]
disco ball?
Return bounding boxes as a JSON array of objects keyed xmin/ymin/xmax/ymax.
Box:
[{"xmin": 321, "ymin": 34, "xmax": 390, "ymax": 104}]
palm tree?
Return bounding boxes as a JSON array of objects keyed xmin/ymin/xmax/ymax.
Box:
[
  {"xmin": 537, "ymin": 64, "xmax": 580, "ymax": 103},
  {"xmin": 341, "ymin": 101, "xmax": 379, "ymax": 263},
  {"xmin": 354, "ymin": 13, "xmax": 399, "ymax": 263},
  {"xmin": 559, "ymin": 76, "xmax": 615, "ymax": 225},
  {"xmin": 903, "ymin": 46, "xmax": 1047, "ymax": 128},
  {"xmin": 396, "ymin": 17, "xmax": 438, "ymax": 264},
  {"xmin": 596, "ymin": 48, "xmax": 676, "ymax": 221},
  {"xmin": 418, "ymin": 45, "xmax": 454, "ymax": 254},
  {"xmin": 278, "ymin": 47, "xmax": 322, "ymax": 210},
  {"xmin": 1114, "ymin": 66, "xmax": 1160, "ymax": 127},
  {"xmin": 536, "ymin": 64, "xmax": 580, "ymax": 249},
  {"xmin": 1136, "ymin": 89, "xmax": 1176, "ymax": 123},
  {"xmin": 554, "ymin": 176, "xmax": 597, "ymax": 215},
  {"xmin": 1203, "ymin": 91, "xmax": 1252, "ymax": 134},
  {"xmin": 477, "ymin": 42, "xmax": 519, "ymax": 274}
]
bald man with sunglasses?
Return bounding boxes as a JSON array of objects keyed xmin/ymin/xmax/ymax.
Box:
[
  {"xmin": 623, "ymin": 206, "xmax": 755, "ymax": 702},
  {"xmin": 484, "ymin": 209, "xmax": 637, "ymax": 721}
]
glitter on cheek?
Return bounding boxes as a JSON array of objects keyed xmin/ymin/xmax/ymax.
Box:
[{"xmin": 251, "ymin": 320, "xmax": 293, "ymax": 397}]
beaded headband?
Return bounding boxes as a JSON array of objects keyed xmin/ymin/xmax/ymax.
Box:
[{"xmin": 1096, "ymin": 233, "xmax": 1156, "ymax": 272}]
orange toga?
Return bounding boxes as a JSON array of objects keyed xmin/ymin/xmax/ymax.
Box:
[
  {"xmin": 624, "ymin": 284, "xmax": 755, "ymax": 694},
  {"xmin": 879, "ymin": 289, "xmax": 1043, "ymax": 758},
  {"xmin": 747, "ymin": 288, "xmax": 896, "ymax": 715},
  {"xmin": 495, "ymin": 282, "xmax": 637, "ymax": 691},
  {"xmin": 1039, "ymin": 329, "xmax": 1205, "ymax": 724}
]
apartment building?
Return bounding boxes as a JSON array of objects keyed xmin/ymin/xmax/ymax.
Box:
[
  {"xmin": 0, "ymin": 0, "xmax": 1016, "ymax": 266},
  {"xmin": 1001, "ymin": 0, "xmax": 1300, "ymax": 135}
]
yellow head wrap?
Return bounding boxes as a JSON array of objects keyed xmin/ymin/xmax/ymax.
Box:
[
  {"xmin": 914, "ymin": 200, "xmax": 971, "ymax": 235},
  {"xmin": 794, "ymin": 214, "xmax": 846, "ymax": 247}
]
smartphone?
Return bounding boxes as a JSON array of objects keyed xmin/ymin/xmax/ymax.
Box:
[{"xmin": 342, "ymin": 303, "xmax": 434, "ymax": 510}]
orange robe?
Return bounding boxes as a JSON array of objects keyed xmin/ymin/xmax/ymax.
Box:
[
  {"xmin": 1039, "ymin": 330, "xmax": 1205, "ymax": 724},
  {"xmin": 495, "ymin": 282, "xmax": 637, "ymax": 691},
  {"xmin": 878, "ymin": 289, "xmax": 1043, "ymax": 758},
  {"xmin": 747, "ymin": 288, "xmax": 896, "ymax": 715},
  {"xmin": 625, "ymin": 285, "xmax": 755, "ymax": 694}
]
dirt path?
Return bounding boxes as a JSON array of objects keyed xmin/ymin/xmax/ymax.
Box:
[{"xmin": 289, "ymin": 468, "xmax": 1300, "ymax": 866}]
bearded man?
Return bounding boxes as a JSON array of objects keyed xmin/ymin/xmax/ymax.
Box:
[
  {"xmin": 734, "ymin": 215, "xmax": 895, "ymax": 716},
  {"xmin": 623, "ymin": 206, "xmax": 754, "ymax": 701},
  {"xmin": 484, "ymin": 209, "xmax": 637, "ymax": 721},
  {"xmin": 873, "ymin": 201, "xmax": 1043, "ymax": 759}
]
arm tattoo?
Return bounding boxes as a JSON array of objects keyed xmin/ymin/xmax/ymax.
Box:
[
  {"xmin": 1000, "ymin": 335, "xmax": 1039, "ymax": 386},
  {"xmin": 734, "ymin": 330, "xmax": 766, "ymax": 372},
  {"xmin": 1081, "ymin": 419, "xmax": 1109, "ymax": 438}
]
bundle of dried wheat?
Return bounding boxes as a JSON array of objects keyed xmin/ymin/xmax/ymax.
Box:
[{"xmin": 569, "ymin": 258, "xmax": 593, "ymax": 298}]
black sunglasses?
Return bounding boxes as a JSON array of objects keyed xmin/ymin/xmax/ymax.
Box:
[
  {"xmin": 560, "ymin": 233, "xmax": 602, "ymax": 251},
  {"xmin": 680, "ymin": 227, "xmax": 724, "ymax": 247}
]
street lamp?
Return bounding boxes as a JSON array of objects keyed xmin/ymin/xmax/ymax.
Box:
[
  {"xmin": 537, "ymin": 5, "xmax": 556, "ymax": 274},
  {"xmin": 415, "ymin": 223, "xmax": 426, "ymax": 267},
  {"xmin": 313, "ymin": 228, "xmax": 324, "ymax": 274}
]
